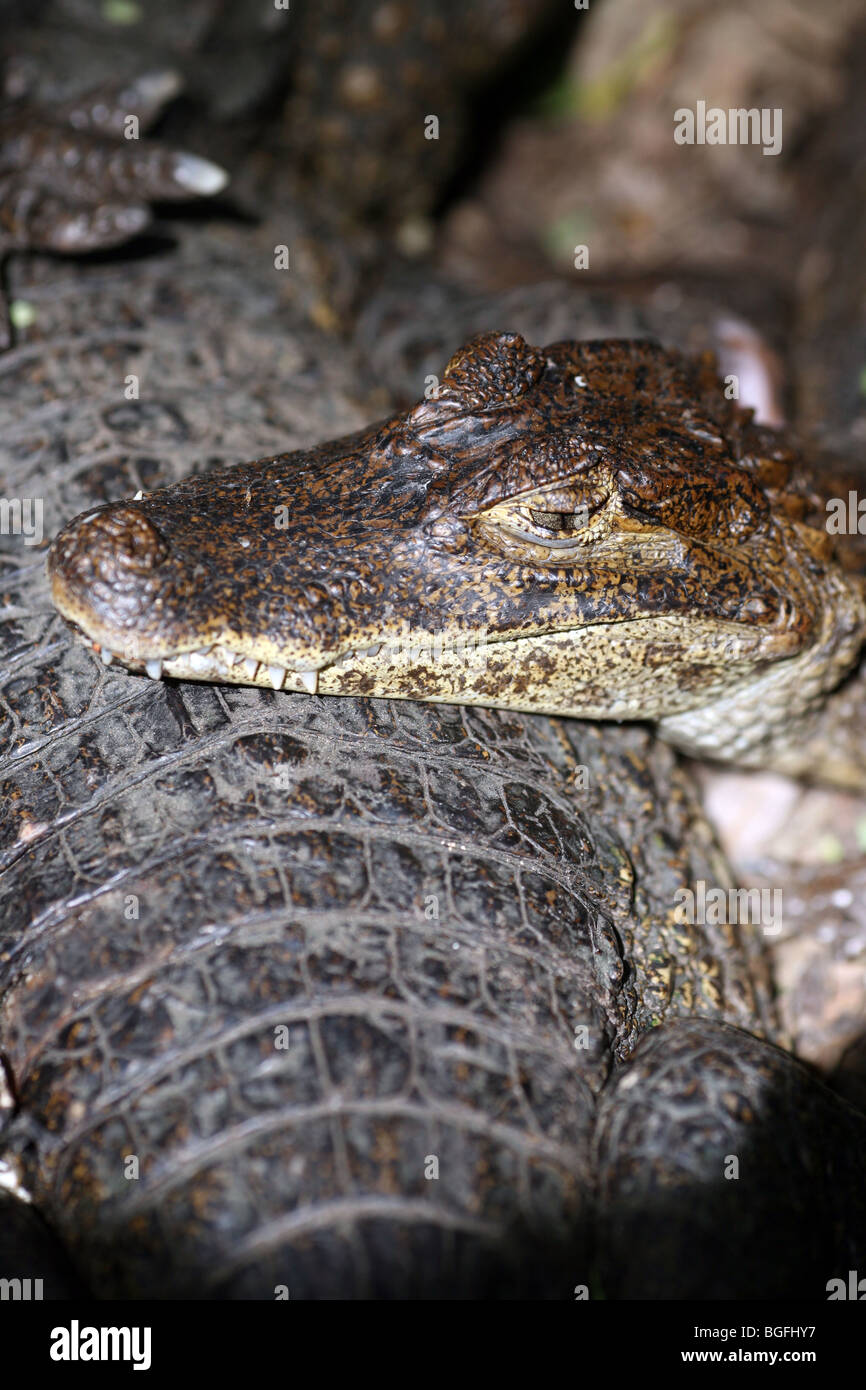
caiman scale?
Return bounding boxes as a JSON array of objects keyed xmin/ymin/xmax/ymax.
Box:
[{"xmin": 49, "ymin": 332, "xmax": 866, "ymax": 786}]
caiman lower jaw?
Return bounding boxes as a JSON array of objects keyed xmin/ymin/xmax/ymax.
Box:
[{"xmin": 75, "ymin": 612, "xmax": 802, "ymax": 722}]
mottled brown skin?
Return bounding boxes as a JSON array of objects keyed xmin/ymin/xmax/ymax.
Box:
[
  {"xmin": 49, "ymin": 333, "xmax": 866, "ymax": 785},
  {"xmin": 0, "ymin": 68, "xmax": 226, "ymax": 348}
]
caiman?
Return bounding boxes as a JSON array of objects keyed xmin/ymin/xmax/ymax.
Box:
[
  {"xmin": 48, "ymin": 330, "xmax": 866, "ymax": 788},
  {"xmin": 35, "ymin": 324, "xmax": 866, "ymax": 1298}
]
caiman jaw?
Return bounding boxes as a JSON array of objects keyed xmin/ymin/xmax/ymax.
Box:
[
  {"xmin": 56, "ymin": 610, "xmax": 789, "ymax": 721},
  {"xmin": 48, "ymin": 334, "xmax": 866, "ymax": 752},
  {"xmin": 50, "ymin": 523, "xmax": 834, "ymax": 726},
  {"xmin": 70, "ymin": 633, "xmax": 322, "ymax": 695},
  {"xmin": 48, "ymin": 492, "xmax": 801, "ymax": 718}
]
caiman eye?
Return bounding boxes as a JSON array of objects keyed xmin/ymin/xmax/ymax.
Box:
[{"xmin": 470, "ymin": 467, "xmax": 616, "ymax": 563}]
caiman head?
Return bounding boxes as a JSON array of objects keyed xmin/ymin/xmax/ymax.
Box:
[{"xmin": 48, "ymin": 333, "xmax": 866, "ymax": 767}]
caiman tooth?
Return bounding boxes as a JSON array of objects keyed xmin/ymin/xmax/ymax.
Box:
[
  {"xmin": 297, "ymin": 669, "xmax": 318, "ymax": 694},
  {"xmin": 242, "ymin": 657, "xmax": 259, "ymax": 679},
  {"xmin": 189, "ymin": 650, "xmax": 212, "ymax": 671},
  {"xmin": 361, "ymin": 644, "xmax": 381, "ymax": 658},
  {"xmin": 145, "ymin": 658, "xmax": 163, "ymax": 680},
  {"xmin": 99, "ymin": 648, "xmax": 115, "ymax": 665},
  {"xmin": 266, "ymin": 664, "xmax": 286, "ymax": 690}
]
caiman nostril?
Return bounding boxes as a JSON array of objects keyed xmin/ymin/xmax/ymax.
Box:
[
  {"xmin": 81, "ymin": 505, "xmax": 169, "ymax": 574},
  {"xmin": 50, "ymin": 504, "xmax": 169, "ymax": 581},
  {"xmin": 48, "ymin": 504, "xmax": 170, "ymax": 623}
]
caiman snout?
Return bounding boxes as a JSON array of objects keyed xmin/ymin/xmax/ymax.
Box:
[
  {"xmin": 46, "ymin": 448, "xmax": 394, "ymax": 690},
  {"xmin": 49, "ymin": 504, "xmax": 170, "ymax": 634}
]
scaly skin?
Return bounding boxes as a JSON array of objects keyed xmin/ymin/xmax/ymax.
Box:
[
  {"xmin": 3, "ymin": 227, "xmax": 864, "ymax": 1298},
  {"xmin": 48, "ymin": 333, "xmax": 866, "ymax": 785}
]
